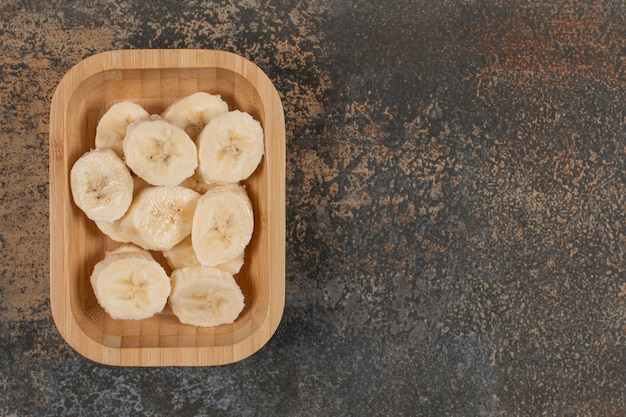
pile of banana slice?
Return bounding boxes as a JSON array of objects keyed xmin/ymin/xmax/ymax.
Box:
[{"xmin": 70, "ymin": 92, "xmax": 264, "ymax": 327}]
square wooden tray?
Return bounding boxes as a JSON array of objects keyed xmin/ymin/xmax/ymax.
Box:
[{"xmin": 49, "ymin": 49, "xmax": 285, "ymax": 366}]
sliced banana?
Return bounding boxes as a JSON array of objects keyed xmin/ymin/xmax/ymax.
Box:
[
  {"xmin": 169, "ymin": 266, "xmax": 245, "ymax": 327},
  {"xmin": 90, "ymin": 244, "xmax": 171, "ymax": 320},
  {"xmin": 192, "ymin": 183, "xmax": 254, "ymax": 267},
  {"xmin": 124, "ymin": 116, "xmax": 198, "ymax": 186},
  {"xmin": 161, "ymin": 92, "xmax": 229, "ymax": 139},
  {"xmin": 197, "ymin": 110, "xmax": 264, "ymax": 183},
  {"xmin": 179, "ymin": 170, "xmax": 218, "ymax": 195},
  {"xmin": 95, "ymin": 101, "xmax": 150, "ymax": 158},
  {"xmin": 95, "ymin": 176, "xmax": 150, "ymax": 243},
  {"xmin": 130, "ymin": 174, "xmax": 151, "ymax": 195},
  {"xmin": 164, "ymin": 235, "xmax": 245, "ymax": 275},
  {"xmin": 75, "ymin": 97, "xmax": 263, "ymax": 324},
  {"xmin": 216, "ymin": 252, "xmax": 245, "ymax": 276},
  {"xmin": 95, "ymin": 219, "xmax": 131, "ymax": 243},
  {"xmin": 122, "ymin": 185, "xmax": 200, "ymax": 251},
  {"xmin": 70, "ymin": 148, "xmax": 134, "ymax": 222},
  {"xmin": 105, "ymin": 243, "xmax": 153, "ymax": 259},
  {"xmin": 164, "ymin": 235, "xmax": 200, "ymax": 270}
]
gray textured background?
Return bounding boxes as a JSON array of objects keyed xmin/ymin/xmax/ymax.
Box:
[{"xmin": 2, "ymin": 1, "xmax": 626, "ymax": 415}]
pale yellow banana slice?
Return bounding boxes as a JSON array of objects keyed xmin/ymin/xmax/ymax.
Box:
[
  {"xmin": 104, "ymin": 243, "xmax": 153, "ymax": 259},
  {"xmin": 90, "ymin": 244, "xmax": 171, "ymax": 320},
  {"xmin": 122, "ymin": 185, "xmax": 200, "ymax": 251},
  {"xmin": 95, "ymin": 176, "xmax": 150, "ymax": 242},
  {"xmin": 161, "ymin": 92, "xmax": 229, "ymax": 139},
  {"xmin": 178, "ymin": 170, "xmax": 219, "ymax": 195},
  {"xmin": 217, "ymin": 252, "xmax": 245, "ymax": 276},
  {"xmin": 192, "ymin": 183, "xmax": 254, "ymax": 267},
  {"xmin": 124, "ymin": 116, "xmax": 198, "ymax": 186},
  {"xmin": 70, "ymin": 148, "xmax": 134, "ymax": 222},
  {"xmin": 95, "ymin": 101, "xmax": 150, "ymax": 158},
  {"xmin": 169, "ymin": 266, "xmax": 244, "ymax": 327},
  {"xmin": 95, "ymin": 219, "xmax": 131, "ymax": 243},
  {"xmin": 163, "ymin": 235, "xmax": 200, "ymax": 270},
  {"xmin": 164, "ymin": 235, "xmax": 244, "ymax": 275},
  {"xmin": 197, "ymin": 110, "xmax": 264, "ymax": 183}
]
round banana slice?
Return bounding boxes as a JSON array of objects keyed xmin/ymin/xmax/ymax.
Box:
[
  {"xmin": 95, "ymin": 176, "xmax": 150, "ymax": 243},
  {"xmin": 178, "ymin": 171, "xmax": 219, "ymax": 195},
  {"xmin": 105, "ymin": 243, "xmax": 153, "ymax": 259},
  {"xmin": 90, "ymin": 245, "xmax": 171, "ymax": 320},
  {"xmin": 216, "ymin": 252, "xmax": 245, "ymax": 276},
  {"xmin": 122, "ymin": 185, "xmax": 200, "ymax": 251},
  {"xmin": 164, "ymin": 236, "xmax": 200, "ymax": 270},
  {"xmin": 70, "ymin": 148, "xmax": 134, "ymax": 222},
  {"xmin": 161, "ymin": 92, "xmax": 229, "ymax": 139},
  {"xmin": 164, "ymin": 235, "xmax": 245, "ymax": 275},
  {"xmin": 169, "ymin": 266, "xmax": 245, "ymax": 327},
  {"xmin": 192, "ymin": 184, "xmax": 254, "ymax": 267},
  {"xmin": 95, "ymin": 101, "xmax": 150, "ymax": 158},
  {"xmin": 124, "ymin": 116, "xmax": 198, "ymax": 186},
  {"xmin": 130, "ymin": 174, "xmax": 151, "ymax": 195},
  {"xmin": 95, "ymin": 219, "xmax": 131, "ymax": 243},
  {"xmin": 197, "ymin": 110, "xmax": 264, "ymax": 183}
]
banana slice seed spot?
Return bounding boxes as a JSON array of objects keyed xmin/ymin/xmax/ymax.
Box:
[
  {"xmin": 227, "ymin": 130, "xmax": 244, "ymax": 155},
  {"xmin": 148, "ymin": 140, "xmax": 171, "ymax": 163},
  {"xmin": 133, "ymin": 289, "xmax": 150, "ymax": 309},
  {"xmin": 226, "ymin": 143, "xmax": 242, "ymax": 156},
  {"xmin": 88, "ymin": 177, "xmax": 107, "ymax": 194},
  {"xmin": 212, "ymin": 215, "xmax": 234, "ymax": 246},
  {"xmin": 191, "ymin": 292, "xmax": 225, "ymax": 313}
]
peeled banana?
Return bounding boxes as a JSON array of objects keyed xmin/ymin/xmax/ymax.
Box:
[
  {"xmin": 121, "ymin": 185, "xmax": 200, "ymax": 251},
  {"xmin": 162, "ymin": 92, "xmax": 229, "ymax": 139},
  {"xmin": 178, "ymin": 171, "xmax": 217, "ymax": 195},
  {"xmin": 124, "ymin": 116, "xmax": 198, "ymax": 186},
  {"xmin": 216, "ymin": 252, "xmax": 245, "ymax": 276},
  {"xmin": 197, "ymin": 110, "xmax": 265, "ymax": 183},
  {"xmin": 90, "ymin": 244, "xmax": 171, "ymax": 320},
  {"xmin": 192, "ymin": 183, "xmax": 254, "ymax": 267},
  {"xmin": 74, "ymin": 94, "xmax": 263, "ymax": 327},
  {"xmin": 95, "ymin": 101, "xmax": 149, "ymax": 158},
  {"xmin": 169, "ymin": 266, "xmax": 245, "ymax": 327},
  {"xmin": 95, "ymin": 176, "xmax": 149, "ymax": 243},
  {"xmin": 95, "ymin": 218, "xmax": 131, "ymax": 243},
  {"xmin": 163, "ymin": 235, "xmax": 200, "ymax": 270},
  {"xmin": 164, "ymin": 235, "xmax": 244, "ymax": 275},
  {"xmin": 70, "ymin": 148, "xmax": 134, "ymax": 223}
]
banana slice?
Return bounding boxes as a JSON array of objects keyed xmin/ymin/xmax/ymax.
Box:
[
  {"xmin": 217, "ymin": 252, "xmax": 245, "ymax": 276},
  {"xmin": 161, "ymin": 92, "xmax": 229, "ymax": 139},
  {"xmin": 179, "ymin": 170, "xmax": 219, "ymax": 195},
  {"xmin": 169, "ymin": 266, "xmax": 244, "ymax": 327},
  {"xmin": 192, "ymin": 183, "xmax": 254, "ymax": 267},
  {"xmin": 95, "ymin": 101, "xmax": 150, "ymax": 158},
  {"xmin": 124, "ymin": 116, "xmax": 198, "ymax": 186},
  {"xmin": 130, "ymin": 174, "xmax": 151, "ymax": 195},
  {"xmin": 121, "ymin": 185, "xmax": 200, "ymax": 251},
  {"xmin": 197, "ymin": 110, "xmax": 264, "ymax": 183},
  {"xmin": 95, "ymin": 175, "xmax": 150, "ymax": 242},
  {"xmin": 164, "ymin": 235, "xmax": 245, "ymax": 275},
  {"xmin": 70, "ymin": 148, "xmax": 134, "ymax": 222},
  {"xmin": 95, "ymin": 219, "xmax": 131, "ymax": 243},
  {"xmin": 104, "ymin": 243, "xmax": 153, "ymax": 259},
  {"xmin": 90, "ymin": 244, "xmax": 171, "ymax": 320},
  {"xmin": 163, "ymin": 236, "xmax": 200, "ymax": 270}
]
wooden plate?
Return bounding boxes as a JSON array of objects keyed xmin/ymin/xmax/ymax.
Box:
[{"xmin": 49, "ymin": 49, "xmax": 285, "ymax": 366}]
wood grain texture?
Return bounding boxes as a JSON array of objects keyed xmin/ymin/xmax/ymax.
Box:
[{"xmin": 49, "ymin": 49, "xmax": 285, "ymax": 366}]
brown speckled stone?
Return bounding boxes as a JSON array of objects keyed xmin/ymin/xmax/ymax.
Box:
[{"xmin": 1, "ymin": 0, "xmax": 626, "ymax": 415}]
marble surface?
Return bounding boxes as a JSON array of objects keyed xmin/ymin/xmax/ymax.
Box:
[{"xmin": 2, "ymin": 0, "xmax": 626, "ymax": 415}]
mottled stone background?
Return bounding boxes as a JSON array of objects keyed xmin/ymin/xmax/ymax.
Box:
[{"xmin": 1, "ymin": 0, "xmax": 626, "ymax": 415}]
